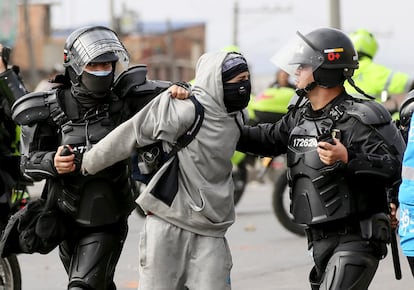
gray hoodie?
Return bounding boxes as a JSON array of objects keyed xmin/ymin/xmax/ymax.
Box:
[{"xmin": 82, "ymin": 51, "xmax": 244, "ymax": 237}]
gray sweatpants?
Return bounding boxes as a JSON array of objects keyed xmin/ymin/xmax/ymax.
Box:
[{"xmin": 138, "ymin": 215, "xmax": 233, "ymax": 290}]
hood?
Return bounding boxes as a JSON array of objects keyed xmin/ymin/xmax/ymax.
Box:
[{"xmin": 192, "ymin": 51, "xmax": 229, "ymax": 117}]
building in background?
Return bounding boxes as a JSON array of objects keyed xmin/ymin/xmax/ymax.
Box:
[{"xmin": 10, "ymin": 2, "xmax": 205, "ymax": 90}]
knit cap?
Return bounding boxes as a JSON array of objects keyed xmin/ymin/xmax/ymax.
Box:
[{"xmin": 222, "ymin": 53, "xmax": 249, "ymax": 82}]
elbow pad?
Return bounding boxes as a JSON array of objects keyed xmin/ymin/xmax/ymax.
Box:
[
  {"xmin": 11, "ymin": 91, "xmax": 58, "ymax": 125},
  {"xmin": 21, "ymin": 152, "xmax": 57, "ymax": 181},
  {"xmin": 347, "ymin": 155, "xmax": 399, "ymax": 179}
]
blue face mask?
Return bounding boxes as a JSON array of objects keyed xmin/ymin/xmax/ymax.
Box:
[{"xmin": 86, "ymin": 70, "xmax": 112, "ymax": 77}]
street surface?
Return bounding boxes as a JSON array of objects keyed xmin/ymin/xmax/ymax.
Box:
[{"xmin": 18, "ymin": 180, "xmax": 413, "ymax": 289}]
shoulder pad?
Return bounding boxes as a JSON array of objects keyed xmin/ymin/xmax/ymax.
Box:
[
  {"xmin": 11, "ymin": 90, "xmax": 57, "ymax": 125},
  {"xmin": 113, "ymin": 65, "xmax": 148, "ymax": 98},
  {"xmin": 135, "ymin": 79, "xmax": 171, "ymax": 94},
  {"xmin": 345, "ymin": 99, "xmax": 392, "ymax": 125}
]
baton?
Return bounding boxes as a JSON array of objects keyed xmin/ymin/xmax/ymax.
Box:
[{"xmin": 390, "ymin": 228, "xmax": 402, "ymax": 280}]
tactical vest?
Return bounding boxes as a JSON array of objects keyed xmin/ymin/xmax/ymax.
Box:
[
  {"xmin": 11, "ymin": 66, "xmax": 168, "ymax": 227},
  {"xmin": 56, "ymin": 91, "xmax": 135, "ymax": 227},
  {"xmin": 12, "ymin": 89, "xmax": 132, "ymax": 226},
  {"xmin": 287, "ymin": 112, "xmax": 353, "ymax": 225},
  {"xmin": 287, "ymin": 94, "xmax": 406, "ymax": 225}
]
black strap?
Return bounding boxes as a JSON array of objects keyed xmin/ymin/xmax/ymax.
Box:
[{"xmin": 166, "ymin": 95, "xmax": 204, "ymax": 159}]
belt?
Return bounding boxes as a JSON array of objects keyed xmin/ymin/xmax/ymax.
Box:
[{"xmin": 306, "ymin": 222, "xmax": 360, "ymax": 242}]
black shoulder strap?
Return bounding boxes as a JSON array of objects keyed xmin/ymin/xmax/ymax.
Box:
[{"xmin": 166, "ymin": 95, "xmax": 204, "ymax": 159}]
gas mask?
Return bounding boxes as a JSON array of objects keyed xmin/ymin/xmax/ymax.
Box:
[{"xmin": 223, "ymin": 79, "xmax": 251, "ymax": 113}]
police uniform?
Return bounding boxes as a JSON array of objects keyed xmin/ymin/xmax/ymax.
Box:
[
  {"xmin": 237, "ymin": 27, "xmax": 405, "ymax": 289},
  {"xmin": 10, "ymin": 26, "xmax": 170, "ymax": 290},
  {"xmin": 344, "ymin": 57, "xmax": 412, "ymax": 99},
  {"xmin": 0, "ymin": 66, "xmax": 28, "ymax": 224}
]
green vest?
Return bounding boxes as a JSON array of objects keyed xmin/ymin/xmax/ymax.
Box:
[
  {"xmin": 250, "ymin": 87, "xmax": 295, "ymax": 114},
  {"xmin": 344, "ymin": 57, "xmax": 411, "ymax": 98}
]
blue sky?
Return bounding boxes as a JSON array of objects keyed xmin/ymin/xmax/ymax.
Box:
[{"xmin": 51, "ymin": 0, "xmax": 414, "ymax": 91}]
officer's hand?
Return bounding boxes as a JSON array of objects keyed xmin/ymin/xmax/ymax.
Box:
[
  {"xmin": 54, "ymin": 145, "xmax": 76, "ymax": 174},
  {"xmin": 389, "ymin": 202, "xmax": 399, "ymax": 229},
  {"xmin": 317, "ymin": 138, "xmax": 348, "ymax": 165}
]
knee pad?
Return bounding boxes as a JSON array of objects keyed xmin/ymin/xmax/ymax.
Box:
[
  {"xmin": 320, "ymin": 250, "xmax": 379, "ymax": 290},
  {"xmin": 67, "ymin": 231, "xmax": 124, "ymax": 289}
]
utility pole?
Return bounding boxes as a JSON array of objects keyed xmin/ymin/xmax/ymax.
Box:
[
  {"xmin": 109, "ymin": 0, "xmax": 116, "ymax": 30},
  {"xmin": 329, "ymin": 0, "xmax": 341, "ymax": 29},
  {"xmin": 232, "ymin": 0, "xmax": 239, "ymax": 46},
  {"xmin": 166, "ymin": 19, "xmax": 177, "ymax": 81},
  {"xmin": 22, "ymin": 0, "xmax": 38, "ymax": 88}
]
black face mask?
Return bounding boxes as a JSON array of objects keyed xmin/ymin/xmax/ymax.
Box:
[
  {"xmin": 223, "ymin": 80, "xmax": 251, "ymax": 113},
  {"xmin": 80, "ymin": 71, "xmax": 114, "ymax": 96}
]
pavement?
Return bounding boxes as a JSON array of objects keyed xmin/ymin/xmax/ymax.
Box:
[{"xmin": 17, "ymin": 180, "xmax": 414, "ymax": 289}]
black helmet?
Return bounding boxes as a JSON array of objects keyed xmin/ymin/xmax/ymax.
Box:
[
  {"xmin": 303, "ymin": 28, "xmax": 358, "ymax": 70},
  {"xmin": 63, "ymin": 26, "xmax": 129, "ymax": 76},
  {"xmin": 399, "ymin": 90, "xmax": 414, "ymax": 128},
  {"xmin": 271, "ymin": 27, "xmax": 359, "ymax": 88}
]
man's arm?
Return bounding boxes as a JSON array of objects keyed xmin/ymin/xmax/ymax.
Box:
[{"xmin": 80, "ymin": 117, "xmax": 138, "ymax": 175}]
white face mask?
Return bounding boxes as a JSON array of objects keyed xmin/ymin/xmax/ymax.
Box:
[{"xmin": 86, "ymin": 70, "xmax": 112, "ymax": 77}]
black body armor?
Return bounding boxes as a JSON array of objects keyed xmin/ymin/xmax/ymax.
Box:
[
  {"xmin": 286, "ymin": 96, "xmax": 405, "ymax": 225},
  {"xmin": 57, "ymin": 100, "xmax": 133, "ymax": 226},
  {"xmin": 12, "ymin": 66, "xmax": 170, "ymax": 227},
  {"xmin": 287, "ymin": 115, "xmax": 352, "ymax": 224}
]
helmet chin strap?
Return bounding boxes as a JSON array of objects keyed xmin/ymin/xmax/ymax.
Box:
[
  {"xmin": 295, "ymin": 81, "xmax": 317, "ymax": 98},
  {"xmin": 292, "ymin": 81, "xmax": 317, "ymax": 116}
]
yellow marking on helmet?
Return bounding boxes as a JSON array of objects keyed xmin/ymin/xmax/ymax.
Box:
[{"xmin": 323, "ymin": 48, "xmax": 344, "ymax": 53}]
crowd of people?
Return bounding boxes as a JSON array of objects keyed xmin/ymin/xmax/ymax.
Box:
[{"xmin": 0, "ymin": 23, "xmax": 414, "ymax": 290}]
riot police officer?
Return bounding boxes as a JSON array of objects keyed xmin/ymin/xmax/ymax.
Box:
[
  {"xmin": 0, "ymin": 44, "xmax": 28, "ymax": 226},
  {"xmin": 10, "ymin": 26, "xmax": 187, "ymax": 290},
  {"xmin": 237, "ymin": 27, "xmax": 405, "ymax": 289}
]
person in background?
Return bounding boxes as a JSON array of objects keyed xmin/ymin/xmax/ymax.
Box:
[
  {"xmin": 0, "ymin": 44, "xmax": 29, "ymax": 226},
  {"xmin": 237, "ymin": 27, "xmax": 405, "ymax": 289},
  {"xmin": 67, "ymin": 51, "xmax": 251, "ymax": 290},
  {"xmin": 268, "ymin": 69, "xmax": 296, "ymax": 90},
  {"xmin": 8, "ymin": 25, "xmax": 187, "ymax": 290},
  {"xmin": 345, "ymin": 28, "xmax": 414, "ymax": 115},
  {"xmin": 396, "ymin": 91, "xmax": 414, "ymax": 276},
  {"xmin": 248, "ymin": 69, "xmax": 295, "ymax": 124}
]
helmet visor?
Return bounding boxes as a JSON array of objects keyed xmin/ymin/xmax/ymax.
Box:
[
  {"xmin": 270, "ymin": 31, "xmax": 324, "ymax": 76},
  {"xmin": 65, "ymin": 28, "xmax": 129, "ymax": 75}
]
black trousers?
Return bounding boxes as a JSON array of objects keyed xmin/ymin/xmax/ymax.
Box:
[{"xmin": 59, "ymin": 218, "xmax": 128, "ymax": 290}]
